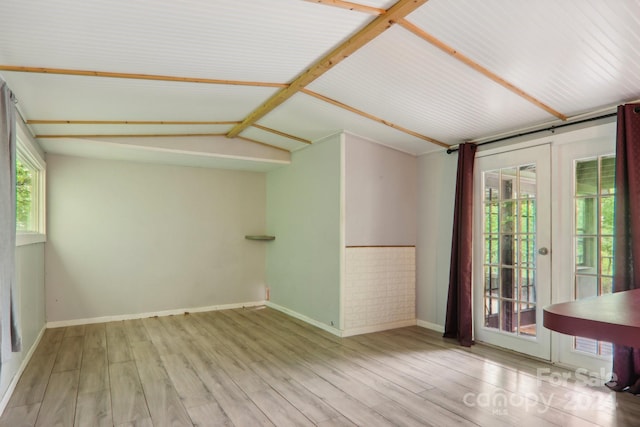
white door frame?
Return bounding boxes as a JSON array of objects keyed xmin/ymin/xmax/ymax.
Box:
[{"xmin": 473, "ymin": 143, "xmax": 552, "ymax": 360}]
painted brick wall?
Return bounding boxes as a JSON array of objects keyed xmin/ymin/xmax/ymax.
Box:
[{"xmin": 344, "ymin": 246, "xmax": 415, "ymax": 330}]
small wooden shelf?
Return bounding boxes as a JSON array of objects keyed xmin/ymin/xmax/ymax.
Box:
[{"xmin": 245, "ymin": 235, "xmax": 276, "ymax": 241}]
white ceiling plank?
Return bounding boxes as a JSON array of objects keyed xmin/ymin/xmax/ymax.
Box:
[
  {"xmin": 1, "ymin": 72, "xmax": 278, "ymax": 122},
  {"xmin": 307, "ymin": 25, "xmax": 554, "ymax": 144},
  {"xmin": 0, "ymin": 0, "xmax": 375, "ymax": 83},
  {"xmin": 408, "ymin": 0, "xmax": 640, "ymax": 117},
  {"xmin": 1, "ymin": 0, "xmax": 639, "ymax": 165}
]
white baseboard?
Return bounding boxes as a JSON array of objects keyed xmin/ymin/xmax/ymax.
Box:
[
  {"xmin": 265, "ymin": 301, "xmax": 343, "ymax": 337},
  {"xmin": 46, "ymin": 300, "xmax": 266, "ymax": 328},
  {"xmin": 417, "ymin": 319, "xmax": 445, "ymax": 333},
  {"xmin": 265, "ymin": 302, "xmax": 417, "ymax": 338},
  {"xmin": 0, "ymin": 325, "xmax": 46, "ymax": 416},
  {"xmin": 341, "ymin": 319, "xmax": 417, "ymax": 337}
]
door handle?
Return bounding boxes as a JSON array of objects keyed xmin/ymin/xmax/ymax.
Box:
[{"xmin": 538, "ymin": 247, "xmax": 549, "ymax": 255}]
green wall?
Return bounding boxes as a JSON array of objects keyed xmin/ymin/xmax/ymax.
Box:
[{"xmin": 266, "ymin": 135, "xmax": 342, "ymax": 329}]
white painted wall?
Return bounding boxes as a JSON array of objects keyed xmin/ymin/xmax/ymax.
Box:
[
  {"xmin": 1, "ymin": 243, "xmax": 46, "ymax": 409},
  {"xmin": 266, "ymin": 135, "xmax": 342, "ymax": 329},
  {"xmin": 45, "ymin": 154, "xmax": 267, "ymax": 322},
  {"xmin": 345, "ymin": 134, "xmax": 417, "ymax": 246}
]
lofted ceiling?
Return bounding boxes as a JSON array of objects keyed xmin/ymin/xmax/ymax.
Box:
[{"xmin": 1, "ymin": 0, "xmax": 640, "ymax": 169}]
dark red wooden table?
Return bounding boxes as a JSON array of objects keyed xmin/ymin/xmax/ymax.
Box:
[{"xmin": 543, "ymin": 288, "xmax": 640, "ymax": 348}]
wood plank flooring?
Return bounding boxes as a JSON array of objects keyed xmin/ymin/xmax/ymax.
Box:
[{"xmin": 2, "ymin": 307, "xmax": 639, "ymax": 426}]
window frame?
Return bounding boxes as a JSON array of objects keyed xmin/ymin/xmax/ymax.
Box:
[
  {"xmin": 15, "ymin": 123, "xmax": 46, "ymax": 246},
  {"xmin": 572, "ymin": 154, "xmax": 614, "ymax": 357}
]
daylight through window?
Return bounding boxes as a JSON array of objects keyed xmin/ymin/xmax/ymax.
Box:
[
  {"xmin": 16, "ymin": 155, "xmax": 36, "ymax": 232},
  {"xmin": 574, "ymin": 155, "xmax": 615, "ymax": 357},
  {"xmin": 15, "ymin": 133, "xmax": 46, "ymax": 243}
]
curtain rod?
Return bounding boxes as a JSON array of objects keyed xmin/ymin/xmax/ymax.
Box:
[{"xmin": 446, "ymin": 111, "xmax": 618, "ymax": 154}]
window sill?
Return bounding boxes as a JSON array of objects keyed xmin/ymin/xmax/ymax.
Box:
[{"xmin": 16, "ymin": 233, "xmax": 47, "ymax": 246}]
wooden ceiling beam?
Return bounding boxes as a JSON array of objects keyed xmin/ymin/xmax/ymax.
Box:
[
  {"xmin": 303, "ymin": 0, "xmax": 386, "ymax": 15},
  {"xmin": 0, "ymin": 65, "xmax": 286, "ymax": 88},
  {"xmin": 226, "ymin": 0, "xmax": 429, "ymax": 138},
  {"xmin": 29, "ymin": 119, "xmax": 310, "ymax": 145},
  {"xmin": 27, "ymin": 119, "xmax": 241, "ymax": 125},
  {"xmin": 301, "ymin": 89, "xmax": 449, "ymax": 147},
  {"xmin": 399, "ymin": 19, "xmax": 568, "ymax": 121},
  {"xmin": 35, "ymin": 133, "xmax": 229, "ymax": 138},
  {"xmin": 236, "ymin": 136, "xmax": 292, "ymax": 153},
  {"xmin": 252, "ymin": 124, "xmax": 312, "ymax": 144}
]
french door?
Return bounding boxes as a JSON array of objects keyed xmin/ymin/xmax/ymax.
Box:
[{"xmin": 473, "ymin": 144, "xmax": 551, "ymax": 360}]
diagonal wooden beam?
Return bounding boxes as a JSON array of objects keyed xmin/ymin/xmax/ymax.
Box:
[
  {"xmin": 236, "ymin": 136, "xmax": 292, "ymax": 153},
  {"xmin": 226, "ymin": 0, "xmax": 429, "ymax": 138},
  {"xmin": 28, "ymin": 119, "xmax": 309, "ymax": 146},
  {"xmin": 399, "ymin": 19, "xmax": 567, "ymax": 121},
  {"xmin": 0, "ymin": 65, "xmax": 286, "ymax": 88},
  {"xmin": 35, "ymin": 133, "xmax": 229, "ymax": 138},
  {"xmin": 27, "ymin": 119, "xmax": 240, "ymax": 125},
  {"xmin": 252, "ymin": 124, "xmax": 312, "ymax": 144},
  {"xmin": 301, "ymin": 89, "xmax": 449, "ymax": 147},
  {"xmin": 303, "ymin": 0, "xmax": 386, "ymax": 15}
]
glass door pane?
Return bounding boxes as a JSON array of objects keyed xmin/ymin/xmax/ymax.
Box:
[{"xmin": 482, "ymin": 164, "xmax": 538, "ymax": 338}]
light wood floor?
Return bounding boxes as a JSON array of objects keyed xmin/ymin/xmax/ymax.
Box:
[{"xmin": 2, "ymin": 307, "xmax": 639, "ymax": 426}]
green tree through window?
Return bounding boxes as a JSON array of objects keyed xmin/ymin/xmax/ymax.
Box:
[{"xmin": 16, "ymin": 158, "xmax": 33, "ymax": 231}]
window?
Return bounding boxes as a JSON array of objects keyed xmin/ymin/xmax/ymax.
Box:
[
  {"xmin": 15, "ymin": 129, "xmax": 46, "ymax": 245},
  {"xmin": 573, "ymin": 155, "xmax": 614, "ymax": 356},
  {"xmin": 16, "ymin": 155, "xmax": 36, "ymax": 231}
]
